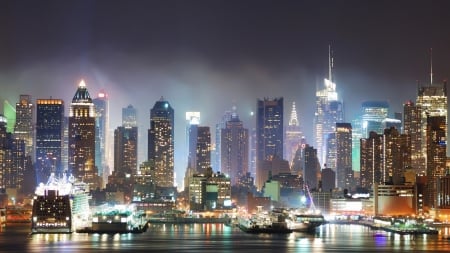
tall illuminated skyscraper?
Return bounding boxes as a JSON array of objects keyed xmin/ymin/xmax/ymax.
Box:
[
  {"xmin": 416, "ymin": 81, "xmax": 447, "ymax": 164},
  {"xmin": 14, "ymin": 95, "xmax": 34, "ymax": 159},
  {"xmin": 314, "ymin": 46, "xmax": 343, "ymax": 168},
  {"xmin": 403, "ymin": 100, "xmax": 424, "ymax": 174},
  {"xmin": 256, "ymin": 97, "xmax": 283, "ymax": 190},
  {"xmin": 35, "ymin": 98, "xmax": 64, "ymax": 183},
  {"xmin": 148, "ymin": 97, "xmax": 174, "ymax": 187},
  {"xmin": 335, "ymin": 123, "xmax": 352, "ymax": 190},
  {"xmin": 68, "ymin": 80, "xmax": 98, "ymax": 187},
  {"xmin": 93, "ymin": 90, "xmax": 109, "ymax": 184},
  {"xmin": 284, "ymin": 102, "xmax": 303, "ymax": 169},
  {"xmin": 221, "ymin": 112, "xmax": 248, "ymax": 185}
]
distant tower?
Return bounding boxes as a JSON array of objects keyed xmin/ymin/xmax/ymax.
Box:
[
  {"xmin": 196, "ymin": 126, "xmax": 211, "ymax": 174},
  {"xmin": 214, "ymin": 110, "xmax": 232, "ymax": 172},
  {"xmin": 221, "ymin": 111, "xmax": 249, "ymax": 185},
  {"xmin": 35, "ymin": 98, "xmax": 64, "ymax": 183},
  {"xmin": 186, "ymin": 112, "xmax": 200, "ymax": 170},
  {"xmin": 314, "ymin": 46, "xmax": 343, "ymax": 168},
  {"xmin": 69, "ymin": 80, "xmax": 98, "ymax": 187},
  {"xmin": 148, "ymin": 97, "xmax": 174, "ymax": 187},
  {"xmin": 114, "ymin": 126, "xmax": 138, "ymax": 176},
  {"xmin": 93, "ymin": 90, "xmax": 109, "ymax": 184},
  {"xmin": 14, "ymin": 95, "xmax": 34, "ymax": 159},
  {"xmin": 122, "ymin": 104, "xmax": 137, "ymax": 128},
  {"xmin": 360, "ymin": 101, "xmax": 390, "ymax": 138},
  {"xmin": 256, "ymin": 97, "xmax": 283, "ymax": 191},
  {"xmin": 284, "ymin": 101, "xmax": 303, "ymax": 169}
]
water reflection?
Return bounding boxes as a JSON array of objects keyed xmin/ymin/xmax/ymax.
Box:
[{"xmin": 1, "ymin": 223, "xmax": 450, "ymax": 252}]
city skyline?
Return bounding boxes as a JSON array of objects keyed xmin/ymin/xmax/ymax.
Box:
[{"xmin": 1, "ymin": 1, "xmax": 450, "ymax": 188}]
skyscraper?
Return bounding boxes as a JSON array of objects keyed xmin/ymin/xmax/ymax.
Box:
[
  {"xmin": 335, "ymin": 123, "xmax": 352, "ymax": 190},
  {"xmin": 35, "ymin": 98, "xmax": 64, "ymax": 183},
  {"xmin": 93, "ymin": 90, "xmax": 109, "ymax": 184},
  {"xmin": 403, "ymin": 100, "xmax": 424, "ymax": 174},
  {"xmin": 114, "ymin": 126, "xmax": 138, "ymax": 176},
  {"xmin": 186, "ymin": 112, "xmax": 200, "ymax": 170},
  {"xmin": 416, "ymin": 81, "xmax": 447, "ymax": 176},
  {"xmin": 14, "ymin": 95, "xmax": 34, "ymax": 159},
  {"xmin": 148, "ymin": 97, "xmax": 174, "ymax": 187},
  {"xmin": 221, "ymin": 111, "xmax": 249, "ymax": 185},
  {"xmin": 314, "ymin": 46, "xmax": 343, "ymax": 168},
  {"xmin": 68, "ymin": 80, "xmax": 98, "ymax": 188},
  {"xmin": 256, "ymin": 97, "xmax": 283, "ymax": 190},
  {"xmin": 426, "ymin": 116, "xmax": 446, "ymax": 208},
  {"xmin": 284, "ymin": 101, "xmax": 303, "ymax": 169}
]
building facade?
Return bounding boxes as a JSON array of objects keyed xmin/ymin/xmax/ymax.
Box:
[
  {"xmin": 220, "ymin": 112, "xmax": 249, "ymax": 186},
  {"xmin": 35, "ymin": 98, "xmax": 64, "ymax": 183},
  {"xmin": 148, "ymin": 97, "xmax": 174, "ymax": 187},
  {"xmin": 256, "ymin": 97, "xmax": 283, "ymax": 191}
]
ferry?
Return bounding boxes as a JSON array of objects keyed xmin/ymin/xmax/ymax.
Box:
[
  {"xmin": 237, "ymin": 208, "xmax": 292, "ymax": 234},
  {"xmin": 285, "ymin": 209, "xmax": 325, "ymax": 232},
  {"xmin": 79, "ymin": 204, "xmax": 147, "ymax": 234}
]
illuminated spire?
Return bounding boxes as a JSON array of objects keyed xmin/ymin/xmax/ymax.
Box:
[
  {"xmin": 72, "ymin": 79, "xmax": 92, "ymax": 103},
  {"xmin": 288, "ymin": 101, "xmax": 299, "ymax": 126}
]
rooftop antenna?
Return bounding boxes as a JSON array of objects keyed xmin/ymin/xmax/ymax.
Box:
[{"xmin": 430, "ymin": 48, "xmax": 433, "ymax": 85}]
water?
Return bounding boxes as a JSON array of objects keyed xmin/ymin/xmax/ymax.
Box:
[{"xmin": 1, "ymin": 223, "xmax": 450, "ymax": 252}]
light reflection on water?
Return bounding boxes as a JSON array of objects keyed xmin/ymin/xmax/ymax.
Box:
[{"xmin": 1, "ymin": 223, "xmax": 450, "ymax": 252}]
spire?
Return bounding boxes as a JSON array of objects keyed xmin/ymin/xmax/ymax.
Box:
[
  {"xmin": 430, "ymin": 48, "xmax": 433, "ymax": 85},
  {"xmin": 289, "ymin": 101, "xmax": 299, "ymax": 126},
  {"xmin": 328, "ymin": 44, "xmax": 334, "ymax": 82},
  {"xmin": 72, "ymin": 79, "xmax": 92, "ymax": 103}
]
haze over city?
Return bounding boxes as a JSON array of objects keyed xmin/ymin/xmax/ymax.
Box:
[{"xmin": 1, "ymin": 0, "xmax": 450, "ymax": 188}]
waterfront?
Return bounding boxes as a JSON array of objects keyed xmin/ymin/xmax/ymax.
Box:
[{"xmin": 1, "ymin": 223, "xmax": 450, "ymax": 252}]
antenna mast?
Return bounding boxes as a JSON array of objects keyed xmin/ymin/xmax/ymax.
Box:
[{"xmin": 430, "ymin": 48, "xmax": 433, "ymax": 85}]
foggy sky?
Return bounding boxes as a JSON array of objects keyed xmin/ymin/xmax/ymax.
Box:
[{"xmin": 1, "ymin": 0, "xmax": 450, "ymax": 187}]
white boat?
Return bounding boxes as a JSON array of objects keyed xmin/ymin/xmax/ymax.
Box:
[{"xmin": 285, "ymin": 210, "xmax": 325, "ymax": 232}]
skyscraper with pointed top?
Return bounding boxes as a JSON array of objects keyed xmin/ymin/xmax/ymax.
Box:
[
  {"xmin": 314, "ymin": 45, "xmax": 344, "ymax": 169},
  {"xmin": 148, "ymin": 97, "xmax": 174, "ymax": 187},
  {"xmin": 68, "ymin": 80, "xmax": 99, "ymax": 188},
  {"xmin": 284, "ymin": 101, "xmax": 304, "ymax": 171}
]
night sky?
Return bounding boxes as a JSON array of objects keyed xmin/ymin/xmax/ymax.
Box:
[{"xmin": 1, "ymin": 0, "xmax": 450, "ymax": 187}]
